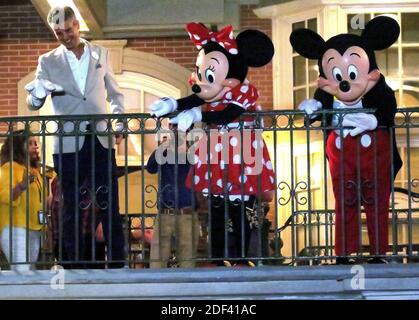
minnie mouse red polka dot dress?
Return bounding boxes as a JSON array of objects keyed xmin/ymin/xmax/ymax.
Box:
[{"xmin": 186, "ymin": 83, "xmax": 276, "ymax": 196}]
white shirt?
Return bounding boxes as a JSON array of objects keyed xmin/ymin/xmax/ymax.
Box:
[{"xmin": 63, "ymin": 39, "xmax": 90, "ymax": 95}]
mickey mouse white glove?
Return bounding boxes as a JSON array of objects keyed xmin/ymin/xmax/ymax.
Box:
[
  {"xmin": 149, "ymin": 97, "xmax": 178, "ymax": 117},
  {"xmin": 298, "ymin": 99, "xmax": 322, "ymax": 115},
  {"xmin": 25, "ymin": 79, "xmax": 63, "ymax": 108},
  {"xmin": 169, "ymin": 106, "xmax": 202, "ymax": 132},
  {"xmin": 342, "ymin": 113, "xmax": 378, "ymax": 136},
  {"xmin": 114, "ymin": 121, "xmax": 124, "ymax": 133}
]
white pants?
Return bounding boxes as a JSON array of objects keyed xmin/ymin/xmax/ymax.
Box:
[{"xmin": 1, "ymin": 227, "xmax": 41, "ymax": 272}]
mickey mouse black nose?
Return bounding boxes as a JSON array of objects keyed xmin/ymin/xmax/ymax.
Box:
[
  {"xmin": 192, "ymin": 84, "xmax": 201, "ymax": 94},
  {"xmin": 339, "ymin": 81, "xmax": 351, "ymax": 92}
]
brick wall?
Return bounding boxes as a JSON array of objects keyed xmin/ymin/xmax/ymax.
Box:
[
  {"xmin": 0, "ymin": 1, "xmax": 56, "ymax": 116},
  {"xmin": 240, "ymin": 5, "xmax": 273, "ymax": 109},
  {"xmin": 0, "ymin": 2, "xmax": 273, "ymax": 116},
  {"xmin": 127, "ymin": 5, "xmax": 273, "ymax": 109}
]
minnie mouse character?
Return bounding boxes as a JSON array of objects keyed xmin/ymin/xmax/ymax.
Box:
[
  {"xmin": 150, "ymin": 22, "xmax": 275, "ymax": 265},
  {"xmin": 290, "ymin": 16, "xmax": 402, "ymax": 263}
]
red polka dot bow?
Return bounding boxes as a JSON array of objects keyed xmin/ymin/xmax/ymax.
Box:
[{"xmin": 186, "ymin": 22, "xmax": 238, "ymax": 55}]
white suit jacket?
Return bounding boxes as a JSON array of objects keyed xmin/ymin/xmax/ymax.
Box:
[{"xmin": 27, "ymin": 41, "xmax": 124, "ymax": 154}]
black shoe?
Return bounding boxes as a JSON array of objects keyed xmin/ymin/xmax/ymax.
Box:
[
  {"xmin": 335, "ymin": 257, "xmax": 356, "ymax": 265},
  {"xmin": 367, "ymin": 257, "xmax": 388, "ymax": 264}
]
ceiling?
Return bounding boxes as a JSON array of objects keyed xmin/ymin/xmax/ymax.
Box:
[{"xmin": 30, "ymin": 0, "xmax": 269, "ymax": 39}]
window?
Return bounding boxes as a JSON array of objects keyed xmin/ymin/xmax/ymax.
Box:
[
  {"xmin": 114, "ymin": 71, "xmax": 181, "ymax": 166},
  {"xmin": 292, "ymin": 18, "xmax": 318, "ymax": 109},
  {"xmin": 395, "ymin": 146, "xmax": 419, "ymax": 194},
  {"xmin": 294, "ymin": 151, "xmax": 323, "ymax": 212},
  {"xmin": 347, "ymin": 12, "xmax": 419, "ymax": 108}
]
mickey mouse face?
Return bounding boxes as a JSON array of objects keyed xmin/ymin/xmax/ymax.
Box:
[
  {"xmin": 190, "ymin": 50, "xmax": 236, "ymax": 102},
  {"xmin": 289, "ymin": 16, "xmax": 400, "ymax": 104},
  {"xmin": 319, "ymin": 46, "xmax": 380, "ymax": 104},
  {"xmin": 186, "ymin": 23, "xmax": 274, "ymax": 103}
]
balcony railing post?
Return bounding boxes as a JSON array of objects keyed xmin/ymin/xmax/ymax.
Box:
[{"xmin": 0, "ymin": 108, "xmax": 418, "ymax": 269}]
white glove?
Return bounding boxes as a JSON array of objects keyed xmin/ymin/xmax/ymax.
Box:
[
  {"xmin": 342, "ymin": 113, "xmax": 378, "ymax": 136},
  {"xmin": 149, "ymin": 97, "xmax": 177, "ymax": 117},
  {"xmin": 114, "ymin": 121, "xmax": 124, "ymax": 133},
  {"xmin": 25, "ymin": 79, "xmax": 63, "ymax": 103},
  {"xmin": 169, "ymin": 106, "xmax": 202, "ymax": 132},
  {"xmin": 298, "ymin": 99, "xmax": 322, "ymax": 115}
]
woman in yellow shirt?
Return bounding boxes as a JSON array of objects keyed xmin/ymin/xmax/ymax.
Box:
[{"xmin": 0, "ymin": 130, "xmax": 44, "ymax": 271}]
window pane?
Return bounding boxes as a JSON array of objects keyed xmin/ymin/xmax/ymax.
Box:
[
  {"xmin": 293, "ymin": 88, "xmax": 306, "ymax": 108},
  {"xmin": 309, "ymin": 85, "xmax": 316, "ymax": 98},
  {"xmin": 402, "ymin": 13, "xmax": 419, "ymax": 43},
  {"xmin": 376, "ymin": 48, "xmax": 398, "ymax": 77},
  {"xmin": 144, "ymin": 92, "xmax": 159, "ymax": 113},
  {"xmin": 292, "ymin": 21, "xmax": 305, "ymax": 31},
  {"xmin": 120, "ymin": 88, "xmax": 141, "ymax": 111},
  {"xmin": 403, "ymin": 47, "xmax": 419, "ymax": 77},
  {"xmin": 347, "ymin": 14, "xmax": 371, "ymax": 35},
  {"xmin": 402, "ymin": 80, "xmax": 419, "ymax": 107},
  {"xmin": 394, "ymin": 89, "xmax": 403, "ymax": 106},
  {"xmin": 308, "ymin": 18, "xmax": 317, "ymax": 32},
  {"xmin": 292, "ymin": 21, "xmax": 305, "ymax": 54},
  {"xmin": 373, "ymin": 13, "xmax": 398, "ymax": 19},
  {"xmin": 309, "ymin": 60, "xmax": 319, "ymax": 83},
  {"xmin": 293, "ymin": 55, "xmax": 306, "ymax": 87},
  {"xmin": 395, "ymin": 147, "xmax": 404, "ymax": 187},
  {"xmin": 399, "ymin": 147, "xmax": 419, "ymax": 193},
  {"xmin": 412, "ymin": 149, "xmax": 419, "ymax": 192}
]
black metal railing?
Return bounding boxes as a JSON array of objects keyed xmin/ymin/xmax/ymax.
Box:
[{"xmin": 0, "ymin": 108, "xmax": 418, "ymax": 270}]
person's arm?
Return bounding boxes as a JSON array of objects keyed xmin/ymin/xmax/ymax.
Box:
[
  {"xmin": 0, "ymin": 164, "xmax": 28, "ymax": 205},
  {"xmin": 149, "ymin": 94, "xmax": 205, "ymax": 117},
  {"xmin": 26, "ymin": 56, "xmax": 50, "ymax": 111},
  {"xmin": 177, "ymin": 94, "xmax": 205, "ymax": 111},
  {"xmin": 201, "ymin": 103, "xmax": 244, "ymax": 125}
]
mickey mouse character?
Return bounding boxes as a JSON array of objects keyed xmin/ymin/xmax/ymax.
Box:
[
  {"xmin": 150, "ymin": 22, "xmax": 275, "ymax": 265},
  {"xmin": 290, "ymin": 16, "xmax": 402, "ymax": 263}
]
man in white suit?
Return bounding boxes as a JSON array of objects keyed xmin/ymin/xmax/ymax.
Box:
[{"xmin": 25, "ymin": 6, "xmax": 125, "ymax": 268}]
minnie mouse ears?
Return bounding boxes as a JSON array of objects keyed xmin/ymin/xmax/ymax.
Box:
[
  {"xmin": 186, "ymin": 22, "xmax": 274, "ymax": 68},
  {"xmin": 290, "ymin": 16, "xmax": 400, "ymax": 60},
  {"xmin": 237, "ymin": 30, "xmax": 275, "ymax": 67}
]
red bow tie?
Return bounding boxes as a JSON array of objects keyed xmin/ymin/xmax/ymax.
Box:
[{"xmin": 186, "ymin": 22, "xmax": 238, "ymax": 55}]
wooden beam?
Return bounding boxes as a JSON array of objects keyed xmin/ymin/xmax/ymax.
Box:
[
  {"xmin": 30, "ymin": 0, "xmax": 54, "ymax": 33},
  {"xmin": 30, "ymin": 0, "xmax": 102, "ymax": 39},
  {"xmin": 74, "ymin": 0, "xmax": 103, "ymax": 39}
]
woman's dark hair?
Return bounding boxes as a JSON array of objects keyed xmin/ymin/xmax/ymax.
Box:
[{"xmin": 0, "ymin": 130, "xmax": 28, "ymax": 166}]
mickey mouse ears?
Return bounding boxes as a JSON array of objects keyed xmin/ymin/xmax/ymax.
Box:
[{"xmin": 290, "ymin": 16, "xmax": 400, "ymax": 60}]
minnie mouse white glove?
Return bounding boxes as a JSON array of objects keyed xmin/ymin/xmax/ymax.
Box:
[
  {"xmin": 342, "ymin": 113, "xmax": 378, "ymax": 136},
  {"xmin": 149, "ymin": 97, "xmax": 178, "ymax": 117},
  {"xmin": 25, "ymin": 79, "xmax": 63, "ymax": 108},
  {"xmin": 298, "ymin": 99, "xmax": 322, "ymax": 115},
  {"xmin": 169, "ymin": 106, "xmax": 202, "ymax": 132}
]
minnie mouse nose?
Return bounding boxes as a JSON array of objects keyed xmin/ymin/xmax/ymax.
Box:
[
  {"xmin": 192, "ymin": 84, "xmax": 201, "ymax": 93},
  {"xmin": 339, "ymin": 81, "xmax": 351, "ymax": 92}
]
